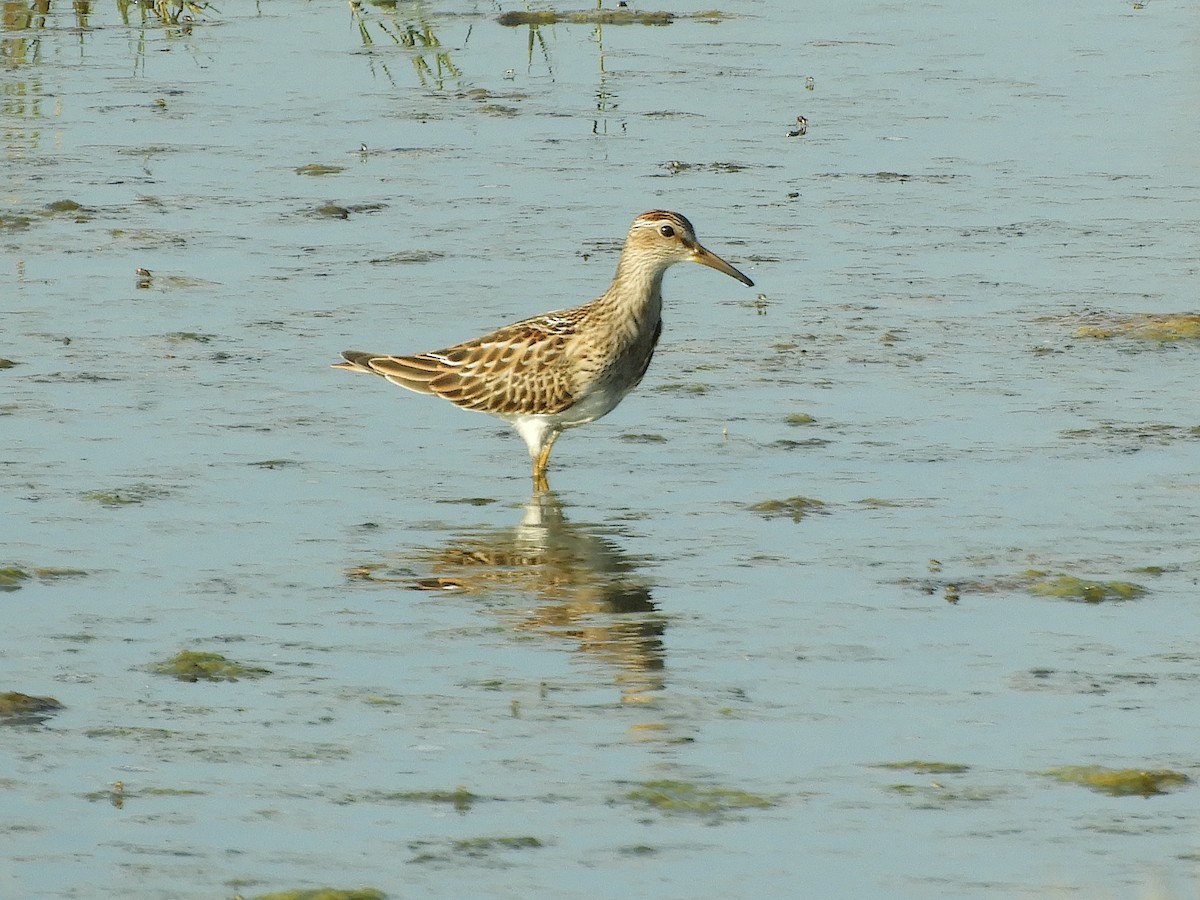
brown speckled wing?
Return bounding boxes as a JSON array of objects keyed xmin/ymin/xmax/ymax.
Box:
[{"xmin": 357, "ymin": 314, "xmax": 580, "ymax": 416}]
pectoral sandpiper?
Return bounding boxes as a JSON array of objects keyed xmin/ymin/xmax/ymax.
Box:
[{"xmin": 333, "ymin": 210, "xmax": 754, "ymax": 490}]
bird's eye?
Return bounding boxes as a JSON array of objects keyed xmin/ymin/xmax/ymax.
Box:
[{"xmin": 659, "ymin": 225, "xmax": 675, "ymax": 238}]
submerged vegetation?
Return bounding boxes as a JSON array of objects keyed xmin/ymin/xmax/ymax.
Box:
[
  {"xmin": 0, "ymin": 565, "xmax": 88, "ymax": 592},
  {"xmin": 0, "ymin": 691, "xmax": 64, "ymax": 723},
  {"xmin": 498, "ymin": 9, "xmax": 676, "ymax": 26},
  {"xmin": 338, "ymin": 786, "xmax": 478, "ymax": 813},
  {"xmin": 1073, "ymin": 313, "xmax": 1200, "ymax": 341},
  {"xmin": 621, "ymin": 779, "xmax": 778, "ymax": 820},
  {"xmin": 240, "ymin": 890, "xmax": 385, "ymax": 900},
  {"xmin": 1025, "ymin": 574, "xmax": 1147, "ymax": 603},
  {"xmin": 407, "ymin": 835, "xmax": 543, "ymax": 865},
  {"xmin": 909, "ymin": 569, "xmax": 1148, "ymax": 604},
  {"xmin": 747, "ymin": 496, "xmax": 827, "ymax": 522},
  {"xmin": 872, "ymin": 760, "xmax": 971, "ymax": 775},
  {"xmin": 81, "ymin": 483, "xmax": 171, "ymax": 507}
]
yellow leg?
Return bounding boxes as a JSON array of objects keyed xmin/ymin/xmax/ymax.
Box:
[{"xmin": 531, "ymin": 433, "xmax": 558, "ymax": 493}]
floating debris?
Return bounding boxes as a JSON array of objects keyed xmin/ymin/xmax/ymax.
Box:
[{"xmin": 787, "ymin": 115, "xmax": 808, "ymax": 137}]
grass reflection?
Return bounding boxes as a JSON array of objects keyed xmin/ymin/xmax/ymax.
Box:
[
  {"xmin": 350, "ymin": 0, "xmax": 462, "ymax": 90},
  {"xmin": 116, "ymin": 0, "xmax": 216, "ymax": 27}
]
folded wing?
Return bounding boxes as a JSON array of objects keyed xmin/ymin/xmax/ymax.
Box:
[{"xmin": 334, "ymin": 315, "xmax": 580, "ymax": 417}]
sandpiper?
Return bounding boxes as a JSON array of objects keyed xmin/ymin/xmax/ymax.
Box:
[{"xmin": 333, "ymin": 210, "xmax": 754, "ymax": 490}]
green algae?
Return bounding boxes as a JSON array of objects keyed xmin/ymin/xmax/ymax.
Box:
[
  {"xmin": 1074, "ymin": 313, "xmax": 1200, "ymax": 341},
  {"xmin": 654, "ymin": 381, "xmax": 708, "ymax": 395},
  {"xmin": 747, "ymin": 496, "xmax": 826, "ymax": 522},
  {"xmin": 1043, "ymin": 766, "xmax": 1190, "ymax": 797},
  {"xmin": 294, "ymin": 163, "xmax": 346, "ymax": 176},
  {"xmin": 908, "ymin": 569, "xmax": 1148, "ymax": 604},
  {"xmin": 886, "ymin": 783, "xmax": 1002, "ymax": 807},
  {"xmin": 243, "ymin": 890, "xmax": 385, "ymax": 900},
  {"xmin": 338, "ymin": 786, "xmax": 478, "ymax": 813},
  {"xmin": 0, "ymin": 567, "xmax": 32, "ymax": 592},
  {"xmin": 770, "ymin": 438, "xmax": 830, "ymax": 451},
  {"xmin": 452, "ymin": 835, "xmax": 542, "ymax": 854},
  {"xmin": 148, "ymin": 650, "xmax": 271, "ymax": 683},
  {"xmin": 1026, "ymin": 574, "xmax": 1147, "ymax": 604},
  {"xmin": 0, "ymin": 692, "xmax": 64, "ymax": 721},
  {"xmin": 1060, "ymin": 421, "xmax": 1200, "ymax": 447},
  {"xmin": 368, "ymin": 249, "xmax": 446, "ymax": 265},
  {"xmin": 785, "ymin": 412, "xmax": 816, "ymax": 425},
  {"xmin": 45, "ymin": 198, "xmax": 84, "ymax": 213},
  {"xmin": 621, "ymin": 433, "xmax": 668, "ymax": 443},
  {"xmin": 498, "ymin": 9, "xmax": 674, "ymax": 26},
  {"xmin": 312, "ymin": 204, "xmax": 350, "ymax": 219},
  {"xmin": 31, "ymin": 566, "xmax": 88, "ymax": 580},
  {"xmin": 0, "ymin": 565, "xmax": 88, "ymax": 592},
  {"xmin": 0, "ymin": 358, "xmax": 17, "ymax": 369},
  {"xmin": 81, "ymin": 483, "xmax": 171, "ymax": 507},
  {"xmin": 83, "ymin": 784, "xmax": 204, "ymax": 802},
  {"xmin": 249, "ymin": 459, "xmax": 302, "ymax": 469},
  {"xmin": 873, "ymin": 760, "xmax": 971, "ymax": 775},
  {"xmin": 408, "ymin": 835, "xmax": 543, "ymax": 864},
  {"xmin": 622, "ymin": 779, "xmax": 778, "ymax": 819},
  {"xmin": 84, "ymin": 726, "xmax": 176, "ymax": 741}
]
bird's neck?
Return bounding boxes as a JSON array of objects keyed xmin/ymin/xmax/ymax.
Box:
[{"xmin": 601, "ymin": 253, "xmax": 666, "ymax": 329}]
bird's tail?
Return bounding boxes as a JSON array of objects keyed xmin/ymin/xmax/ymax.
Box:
[{"xmin": 330, "ymin": 350, "xmax": 383, "ymax": 375}]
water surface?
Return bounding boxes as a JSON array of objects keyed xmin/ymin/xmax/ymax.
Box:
[{"xmin": 3, "ymin": 1, "xmax": 1200, "ymax": 897}]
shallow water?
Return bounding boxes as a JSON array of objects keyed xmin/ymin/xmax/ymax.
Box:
[{"xmin": 3, "ymin": 1, "xmax": 1200, "ymax": 897}]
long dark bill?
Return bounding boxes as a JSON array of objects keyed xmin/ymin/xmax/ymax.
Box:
[{"xmin": 692, "ymin": 244, "xmax": 754, "ymax": 287}]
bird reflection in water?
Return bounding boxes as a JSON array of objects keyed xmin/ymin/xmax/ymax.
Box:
[{"xmin": 351, "ymin": 492, "xmax": 664, "ymax": 704}]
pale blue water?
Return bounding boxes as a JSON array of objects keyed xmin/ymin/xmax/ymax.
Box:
[{"xmin": 3, "ymin": 1, "xmax": 1200, "ymax": 897}]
